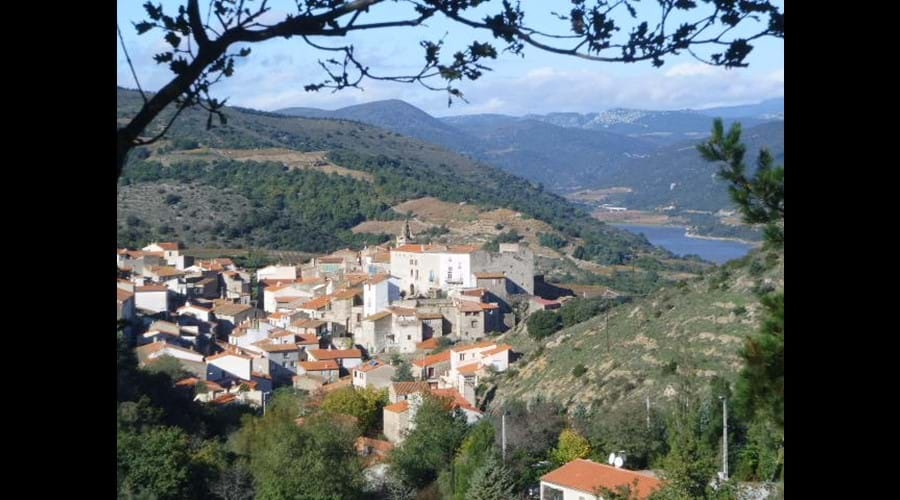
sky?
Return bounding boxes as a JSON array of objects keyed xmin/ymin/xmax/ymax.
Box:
[{"xmin": 117, "ymin": 1, "xmax": 784, "ymax": 116}]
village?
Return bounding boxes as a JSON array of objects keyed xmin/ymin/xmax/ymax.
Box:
[{"xmin": 117, "ymin": 220, "xmax": 667, "ymax": 498}]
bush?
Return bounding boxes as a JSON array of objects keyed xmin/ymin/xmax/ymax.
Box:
[
  {"xmin": 165, "ymin": 194, "xmax": 182, "ymax": 205},
  {"xmin": 538, "ymin": 232, "xmax": 567, "ymax": 250},
  {"xmin": 572, "ymin": 364, "xmax": 587, "ymax": 377},
  {"xmin": 661, "ymin": 360, "xmax": 678, "ymax": 376},
  {"xmin": 527, "ymin": 310, "xmax": 563, "ymax": 339},
  {"xmin": 733, "ymin": 305, "xmax": 747, "ymax": 316}
]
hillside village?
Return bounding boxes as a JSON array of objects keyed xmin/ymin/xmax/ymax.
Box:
[{"xmin": 118, "ymin": 219, "xmax": 575, "ymax": 441}]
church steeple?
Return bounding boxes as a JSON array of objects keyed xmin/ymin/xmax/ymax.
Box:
[{"xmin": 397, "ymin": 217, "xmax": 414, "ymax": 246}]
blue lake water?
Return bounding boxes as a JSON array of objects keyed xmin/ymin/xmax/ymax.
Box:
[{"xmin": 612, "ymin": 224, "xmax": 757, "ymax": 265}]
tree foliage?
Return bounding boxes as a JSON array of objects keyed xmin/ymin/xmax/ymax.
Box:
[
  {"xmin": 320, "ymin": 385, "xmax": 388, "ymax": 436},
  {"xmin": 550, "ymin": 428, "xmax": 592, "ymax": 467},
  {"xmin": 465, "ymin": 453, "xmax": 517, "ymax": 500},
  {"xmin": 697, "ymin": 119, "xmax": 784, "ymax": 248},
  {"xmin": 390, "ymin": 394, "xmax": 469, "ymax": 488},
  {"xmin": 445, "ymin": 418, "xmax": 495, "ymax": 500},
  {"xmin": 526, "ymin": 309, "xmax": 563, "ymax": 339}
]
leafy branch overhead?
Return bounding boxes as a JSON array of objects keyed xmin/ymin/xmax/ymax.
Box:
[{"xmin": 117, "ymin": 0, "xmax": 784, "ymax": 177}]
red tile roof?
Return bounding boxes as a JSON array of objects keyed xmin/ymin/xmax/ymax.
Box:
[
  {"xmin": 540, "ymin": 459, "xmax": 663, "ymax": 498},
  {"xmin": 291, "ymin": 318, "xmax": 327, "ymax": 329},
  {"xmin": 300, "ymin": 360, "xmax": 339, "ymax": 371},
  {"xmin": 300, "ymin": 296, "xmax": 332, "ymax": 310},
  {"xmin": 430, "ymin": 388, "xmax": 482, "ymax": 413},
  {"xmin": 457, "ymin": 363, "xmax": 480, "ymax": 375},
  {"xmin": 136, "ymin": 284, "xmax": 168, "ymax": 292},
  {"xmin": 116, "ymin": 288, "xmax": 134, "ymax": 302},
  {"xmin": 307, "ymin": 348, "xmax": 362, "ymax": 360},
  {"xmin": 416, "ymin": 312, "xmax": 444, "ymax": 320},
  {"xmin": 354, "ymin": 359, "xmax": 388, "ymax": 373},
  {"xmin": 365, "ymin": 273, "xmax": 391, "ymax": 284},
  {"xmin": 206, "ymin": 350, "xmax": 252, "ymax": 361},
  {"xmin": 480, "ymin": 302, "xmax": 500, "ymax": 310},
  {"xmin": 457, "ymin": 301, "xmax": 484, "ymax": 313},
  {"xmin": 413, "ymin": 350, "xmax": 451, "ymax": 367},
  {"xmin": 482, "ymin": 344, "xmax": 512, "ymax": 356},
  {"xmin": 451, "ymin": 340, "xmax": 497, "ymax": 353},
  {"xmin": 415, "ymin": 337, "xmax": 440, "ymax": 350},
  {"xmin": 383, "ymin": 400, "xmax": 409, "ymax": 413},
  {"xmin": 391, "ymin": 381, "xmax": 431, "ymax": 396},
  {"xmin": 332, "ymin": 287, "xmax": 363, "ymax": 300}
]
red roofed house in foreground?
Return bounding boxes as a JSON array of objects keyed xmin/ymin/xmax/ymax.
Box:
[{"xmin": 540, "ymin": 459, "xmax": 662, "ymax": 499}]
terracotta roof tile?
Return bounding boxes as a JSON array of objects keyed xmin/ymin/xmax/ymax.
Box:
[
  {"xmin": 299, "ymin": 296, "xmax": 332, "ymax": 310},
  {"xmin": 391, "ymin": 381, "xmax": 430, "ymax": 396},
  {"xmin": 413, "ymin": 350, "xmax": 451, "ymax": 367},
  {"xmin": 383, "ymin": 400, "xmax": 409, "ymax": 413},
  {"xmin": 307, "ymin": 348, "xmax": 362, "ymax": 360},
  {"xmin": 300, "ymin": 360, "xmax": 339, "ymax": 371},
  {"xmin": 540, "ymin": 459, "xmax": 663, "ymax": 498}
]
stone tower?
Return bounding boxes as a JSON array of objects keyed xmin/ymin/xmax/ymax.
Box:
[{"xmin": 397, "ymin": 217, "xmax": 414, "ymax": 247}]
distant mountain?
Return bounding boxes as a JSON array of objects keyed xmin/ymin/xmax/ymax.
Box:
[
  {"xmin": 696, "ymin": 97, "xmax": 784, "ymax": 120},
  {"xmin": 278, "ymin": 99, "xmax": 481, "ymax": 154},
  {"xmin": 595, "ymin": 121, "xmax": 785, "ymax": 212},
  {"xmin": 524, "ymin": 107, "xmax": 775, "ymax": 146},
  {"xmin": 280, "ymin": 101, "xmax": 657, "ymax": 192},
  {"xmin": 441, "ymin": 114, "xmax": 656, "ymax": 191}
]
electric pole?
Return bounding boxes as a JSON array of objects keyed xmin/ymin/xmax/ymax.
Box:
[
  {"xmin": 502, "ymin": 413, "xmax": 507, "ymax": 463},
  {"xmin": 721, "ymin": 396, "xmax": 728, "ymax": 480},
  {"xmin": 646, "ymin": 396, "xmax": 650, "ymax": 430}
]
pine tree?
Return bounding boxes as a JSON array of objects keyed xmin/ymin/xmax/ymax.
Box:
[{"xmin": 465, "ymin": 454, "xmax": 516, "ymax": 500}]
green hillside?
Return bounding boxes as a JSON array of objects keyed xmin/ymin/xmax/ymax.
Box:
[
  {"xmin": 484, "ymin": 248, "xmax": 784, "ymax": 412},
  {"xmin": 117, "ymin": 88, "xmax": 674, "ymax": 269}
]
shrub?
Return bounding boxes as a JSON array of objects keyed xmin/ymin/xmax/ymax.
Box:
[
  {"xmin": 527, "ymin": 310, "xmax": 563, "ymax": 339},
  {"xmin": 733, "ymin": 305, "xmax": 747, "ymax": 316},
  {"xmin": 165, "ymin": 194, "xmax": 182, "ymax": 205},
  {"xmin": 572, "ymin": 364, "xmax": 587, "ymax": 377}
]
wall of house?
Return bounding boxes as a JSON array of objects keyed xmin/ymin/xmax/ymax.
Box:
[
  {"xmin": 471, "ymin": 245, "xmax": 535, "ymax": 295},
  {"xmin": 540, "ymin": 482, "xmax": 594, "ymax": 500},
  {"xmin": 455, "ymin": 310, "xmax": 485, "ymax": 340},
  {"xmin": 363, "ymin": 279, "xmax": 388, "ymax": 317},
  {"xmin": 135, "ymin": 291, "xmax": 169, "ymax": 313},
  {"xmin": 394, "ymin": 315, "xmax": 423, "ymax": 353},
  {"xmin": 391, "ymin": 251, "xmax": 441, "ymax": 296},
  {"xmin": 358, "ymin": 316, "xmax": 392, "ymax": 355},
  {"xmin": 257, "ymin": 266, "xmax": 297, "ymax": 280},
  {"xmin": 384, "ymin": 409, "xmax": 408, "ymax": 444},
  {"xmin": 208, "ymin": 356, "xmax": 251, "ymax": 381},
  {"xmin": 160, "ymin": 347, "xmax": 205, "ymax": 363},
  {"xmin": 439, "ymin": 252, "xmax": 476, "ymax": 290}
]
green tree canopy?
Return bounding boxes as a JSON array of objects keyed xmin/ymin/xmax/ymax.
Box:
[{"xmin": 390, "ymin": 394, "xmax": 469, "ymax": 488}]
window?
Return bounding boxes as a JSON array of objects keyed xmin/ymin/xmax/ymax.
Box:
[
  {"xmin": 471, "ymin": 321, "xmax": 478, "ymax": 328},
  {"xmin": 459, "ymin": 354, "xmax": 464, "ymax": 361},
  {"xmin": 407, "ymin": 335, "xmax": 411, "ymax": 340}
]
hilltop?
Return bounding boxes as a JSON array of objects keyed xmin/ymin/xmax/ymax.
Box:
[
  {"xmin": 117, "ymin": 88, "xmax": 695, "ymax": 287},
  {"xmin": 483, "ymin": 247, "xmax": 784, "ymax": 413}
]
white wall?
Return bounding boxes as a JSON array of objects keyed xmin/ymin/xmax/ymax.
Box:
[
  {"xmin": 208, "ymin": 355, "xmax": 251, "ymax": 381},
  {"xmin": 439, "ymin": 253, "xmax": 474, "ymax": 289},
  {"xmin": 257, "ymin": 265, "xmax": 297, "ymax": 281},
  {"xmin": 540, "ymin": 481, "xmax": 596, "ymax": 500},
  {"xmin": 135, "ymin": 290, "xmax": 169, "ymax": 313},
  {"xmin": 363, "ymin": 279, "xmax": 388, "ymax": 317}
]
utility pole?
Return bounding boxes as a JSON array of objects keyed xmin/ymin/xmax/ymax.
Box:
[
  {"xmin": 502, "ymin": 413, "xmax": 507, "ymax": 463},
  {"xmin": 721, "ymin": 396, "xmax": 728, "ymax": 480},
  {"xmin": 606, "ymin": 300, "xmax": 610, "ymax": 353},
  {"xmin": 646, "ymin": 396, "xmax": 650, "ymax": 430}
]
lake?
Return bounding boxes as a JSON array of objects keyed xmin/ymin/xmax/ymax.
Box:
[{"xmin": 612, "ymin": 224, "xmax": 757, "ymax": 264}]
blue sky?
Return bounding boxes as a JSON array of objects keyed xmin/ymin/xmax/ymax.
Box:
[{"xmin": 117, "ymin": 1, "xmax": 783, "ymax": 116}]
